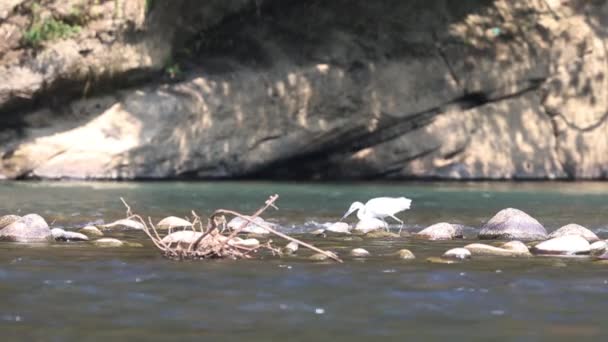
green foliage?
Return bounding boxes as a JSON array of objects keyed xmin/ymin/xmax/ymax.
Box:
[
  {"xmin": 165, "ymin": 61, "xmax": 182, "ymax": 79},
  {"xmin": 145, "ymin": 0, "xmax": 157, "ymax": 14},
  {"xmin": 22, "ymin": 18, "xmax": 81, "ymax": 47}
]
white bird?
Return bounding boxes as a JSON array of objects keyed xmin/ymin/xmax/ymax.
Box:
[{"xmin": 341, "ymin": 197, "xmax": 412, "ymax": 233}]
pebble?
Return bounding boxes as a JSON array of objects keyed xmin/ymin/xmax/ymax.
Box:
[
  {"xmin": 396, "ymin": 249, "xmax": 416, "ymax": 260},
  {"xmin": 442, "ymin": 248, "xmax": 471, "ymax": 260},
  {"xmin": 93, "ymin": 238, "xmax": 124, "ymax": 247},
  {"xmin": 350, "ymin": 248, "xmax": 370, "ymax": 257}
]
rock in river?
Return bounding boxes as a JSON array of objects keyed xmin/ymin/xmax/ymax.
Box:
[
  {"xmin": 590, "ymin": 240, "xmax": 607, "ymax": 255},
  {"xmin": 350, "ymin": 248, "xmax": 370, "ymax": 257},
  {"xmin": 79, "ymin": 225, "xmax": 104, "ymax": 237},
  {"xmin": 0, "ymin": 214, "xmax": 52, "ymax": 242},
  {"xmin": 396, "ymin": 249, "xmax": 416, "ymax": 260},
  {"xmin": 479, "ymin": 208, "xmax": 547, "ymax": 241},
  {"xmin": 442, "ymin": 248, "xmax": 471, "ymax": 260},
  {"xmin": 157, "ymin": 216, "xmax": 193, "ymax": 230},
  {"xmin": 531, "ymin": 235, "xmax": 591, "ymax": 255},
  {"xmin": 93, "ymin": 238, "xmax": 125, "ymax": 247},
  {"xmin": 464, "ymin": 242, "xmax": 531, "ymax": 257},
  {"xmin": 227, "ymin": 216, "xmax": 274, "ymax": 234},
  {"xmin": 0, "ymin": 215, "xmax": 21, "ymax": 229},
  {"xmin": 548, "ymin": 223, "xmax": 599, "ymax": 242},
  {"xmin": 325, "ymin": 222, "xmax": 351, "ymax": 234},
  {"xmin": 51, "ymin": 228, "xmax": 89, "ymax": 241},
  {"xmin": 353, "ymin": 218, "xmax": 387, "ymax": 233},
  {"xmin": 416, "ymin": 222, "xmax": 463, "ymax": 240},
  {"xmin": 101, "ymin": 219, "xmax": 145, "ymax": 230}
]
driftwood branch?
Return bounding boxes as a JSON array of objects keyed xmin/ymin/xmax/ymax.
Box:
[{"xmin": 121, "ymin": 195, "xmax": 341, "ymax": 262}]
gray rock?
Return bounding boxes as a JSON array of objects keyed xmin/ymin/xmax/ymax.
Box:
[
  {"xmin": 531, "ymin": 235, "xmax": 591, "ymax": 255},
  {"xmin": 228, "ymin": 237, "xmax": 260, "ymax": 248},
  {"xmin": 283, "ymin": 241, "xmax": 299, "ymax": 254},
  {"xmin": 0, "ymin": 215, "xmax": 20, "ymax": 229},
  {"xmin": 464, "ymin": 243, "xmax": 531, "ymax": 257},
  {"xmin": 79, "ymin": 226, "xmax": 104, "ymax": 237},
  {"xmin": 350, "ymin": 248, "xmax": 370, "ymax": 257},
  {"xmin": 101, "ymin": 219, "xmax": 145, "ymax": 230},
  {"xmin": 479, "ymin": 208, "xmax": 547, "ymax": 241},
  {"xmin": 161, "ymin": 230, "xmax": 203, "ymax": 245},
  {"xmin": 548, "ymin": 224, "xmax": 599, "ymax": 242},
  {"xmin": 396, "ymin": 249, "xmax": 415, "ymax": 260},
  {"xmin": 227, "ymin": 216, "xmax": 273, "ymax": 235},
  {"xmin": 310, "ymin": 253, "xmax": 330, "ymax": 261},
  {"xmin": 354, "ymin": 218, "xmax": 387, "ymax": 233},
  {"xmin": 93, "ymin": 238, "xmax": 124, "ymax": 247},
  {"xmin": 500, "ymin": 241, "xmax": 530, "ymax": 254},
  {"xmin": 442, "ymin": 248, "xmax": 471, "ymax": 260},
  {"xmin": 51, "ymin": 228, "xmax": 89, "ymax": 242},
  {"xmin": 157, "ymin": 216, "xmax": 193, "ymax": 230},
  {"xmin": 0, "ymin": 214, "xmax": 52, "ymax": 242},
  {"xmin": 325, "ymin": 222, "xmax": 351, "ymax": 234},
  {"xmin": 416, "ymin": 222, "xmax": 463, "ymax": 240},
  {"xmin": 590, "ymin": 241, "xmax": 607, "ymax": 255}
]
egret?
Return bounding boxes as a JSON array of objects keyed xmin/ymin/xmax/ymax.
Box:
[{"xmin": 341, "ymin": 197, "xmax": 412, "ymax": 233}]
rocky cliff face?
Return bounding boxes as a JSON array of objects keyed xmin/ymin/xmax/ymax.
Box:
[{"xmin": 1, "ymin": 0, "xmax": 607, "ymax": 180}]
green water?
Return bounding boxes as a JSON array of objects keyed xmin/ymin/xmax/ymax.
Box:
[{"xmin": 1, "ymin": 181, "xmax": 608, "ymax": 341}]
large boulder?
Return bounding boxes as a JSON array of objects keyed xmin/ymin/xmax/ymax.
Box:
[
  {"xmin": 0, "ymin": 215, "xmax": 20, "ymax": 229},
  {"xmin": 548, "ymin": 224, "xmax": 599, "ymax": 242},
  {"xmin": 464, "ymin": 242, "xmax": 531, "ymax": 257},
  {"xmin": 479, "ymin": 208, "xmax": 547, "ymax": 241},
  {"xmin": 0, "ymin": 214, "xmax": 52, "ymax": 242}
]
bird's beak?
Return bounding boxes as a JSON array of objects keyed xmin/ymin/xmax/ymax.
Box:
[{"xmin": 340, "ymin": 208, "xmax": 355, "ymax": 221}]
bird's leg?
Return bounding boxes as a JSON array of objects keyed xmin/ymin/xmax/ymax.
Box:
[
  {"xmin": 389, "ymin": 215, "xmax": 404, "ymax": 234},
  {"xmin": 380, "ymin": 218, "xmax": 390, "ymax": 232}
]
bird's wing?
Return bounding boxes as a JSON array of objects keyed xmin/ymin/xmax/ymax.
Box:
[{"xmin": 366, "ymin": 197, "xmax": 412, "ymax": 216}]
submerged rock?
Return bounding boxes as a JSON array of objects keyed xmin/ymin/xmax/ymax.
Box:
[
  {"xmin": 229, "ymin": 237, "xmax": 260, "ymax": 248},
  {"xmin": 363, "ymin": 230, "xmax": 399, "ymax": 238},
  {"xmin": 161, "ymin": 230, "xmax": 203, "ymax": 245},
  {"xmin": 531, "ymin": 235, "xmax": 590, "ymax": 255},
  {"xmin": 426, "ymin": 256, "xmax": 457, "ymax": 264},
  {"xmin": 101, "ymin": 219, "xmax": 145, "ymax": 230},
  {"xmin": 464, "ymin": 242, "xmax": 531, "ymax": 257},
  {"xmin": 310, "ymin": 253, "xmax": 330, "ymax": 261},
  {"xmin": 479, "ymin": 208, "xmax": 547, "ymax": 241},
  {"xmin": 548, "ymin": 224, "xmax": 599, "ymax": 242},
  {"xmin": 350, "ymin": 248, "xmax": 370, "ymax": 257},
  {"xmin": 0, "ymin": 215, "xmax": 21, "ymax": 229},
  {"xmin": 157, "ymin": 216, "xmax": 193, "ymax": 230},
  {"xmin": 500, "ymin": 241, "xmax": 530, "ymax": 254},
  {"xmin": 354, "ymin": 218, "xmax": 387, "ymax": 233},
  {"xmin": 227, "ymin": 216, "xmax": 274, "ymax": 235},
  {"xmin": 442, "ymin": 248, "xmax": 471, "ymax": 260},
  {"xmin": 0, "ymin": 214, "xmax": 52, "ymax": 242},
  {"xmin": 93, "ymin": 238, "xmax": 124, "ymax": 247},
  {"xmin": 51, "ymin": 228, "xmax": 89, "ymax": 242},
  {"xmin": 283, "ymin": 241, "xmax": 299, "ymax": 254},
  {"xmin": 79, "ymin": 226, "xmax": 104, "ymax": 237},
  {"xmin": 590, "ymin": 241, "xmax": 607, "ymax": 255},
  {"xmin": 416, "ymin": 222, "xmax": 463, "ymax": 240},
  {"xmin": 396, "ymin": 249, "xmax": 416, "ymax": 260}
]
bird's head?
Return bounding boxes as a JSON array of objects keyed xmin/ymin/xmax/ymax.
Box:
[{"xmin": 341, "ymin": 201, "xmax": 364, "ymax": 220}]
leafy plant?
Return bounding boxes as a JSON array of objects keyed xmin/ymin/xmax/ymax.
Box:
[{"xmin": 22, "ymin": 18, "xmax": 81, "ymax": 48}]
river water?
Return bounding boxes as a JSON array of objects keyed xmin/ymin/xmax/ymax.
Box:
[{"xmin": 1, "ymin": 181, "xmax": 608, "ymax": 340}]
